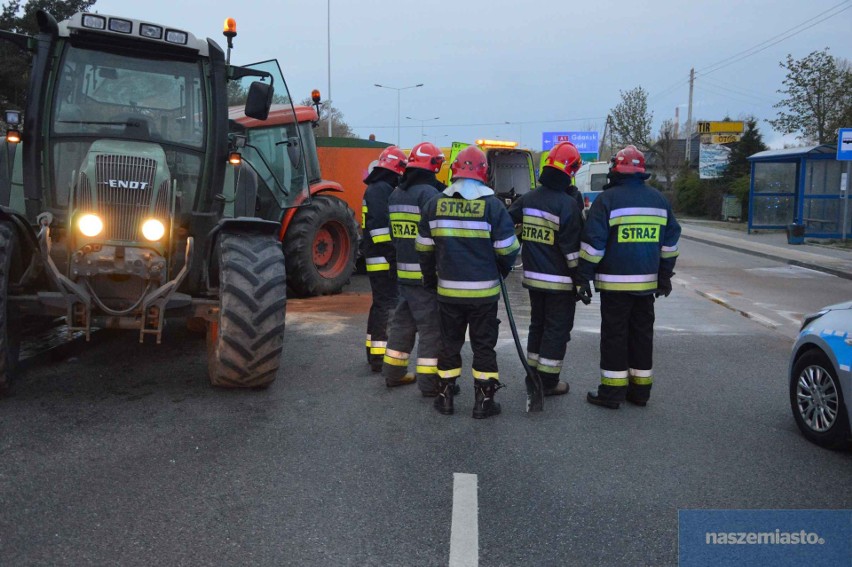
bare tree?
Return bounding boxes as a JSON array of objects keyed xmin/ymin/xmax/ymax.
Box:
[
  {"xmin": 650, "ymin": 120, "xmax": 679, "ymax": 191},
  {"xmin": 608, "ymin": 86, "xmax": 654, "ymax": 152},
  {"xmin": 299, "ymin": 97, "xmax": 354, "ymax": 138},
  {"xmin": 768, "ymin": 48, "xmax": 852, "ymax": 144}
]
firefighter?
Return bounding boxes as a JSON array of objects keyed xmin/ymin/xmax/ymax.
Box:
[
  {"xmin": 361, "ymin": 146, "xmax": 407, "ymax": 372},
  {"xmin": 381, "ymin": 142, "xmax": 446, "ymax": 394},
  {"xmin": 508, "ymin": 141, "xmax": 583, "ymax": 397},
  {"xmin": 577, "ymin": 145, "xmax": 681, "ymax": 409},
  {"xmin": 418, "ymin": 146, "xmax": 520, "ymax": 418}
]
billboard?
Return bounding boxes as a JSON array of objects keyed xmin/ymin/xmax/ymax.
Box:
[
  {"xmin": 699, "ymin": 143, "xmax": 732, "ymax": 179},
  {"xmin": 697, "ymin": 121, "xmax": 744, "ymax": 179},
  {"xmin": 697, "ymin": 121, "xmax": 744, "ymax": 134},
  {"xmin": 541, "ymin": 131, "xmax": 599, "ymax": 154}
]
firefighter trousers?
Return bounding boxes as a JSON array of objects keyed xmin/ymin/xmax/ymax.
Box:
[
  {"xmin": 382, "ymin": 284, "xmax": 440, "ymax": 393},
  {"xmin": 366, "ymin": 271, "xmax": 398, "ymax": 366},
  {"xmin": 527, "ymin": 290, "xmax": 576, "ymax": 388},
  {"xmin": 437, "ymin": 301, "xmax": 500, "ymax": 382},
  {"xmin": 599, "ymin": 292, "xmax": 655, "ymax": 400}
]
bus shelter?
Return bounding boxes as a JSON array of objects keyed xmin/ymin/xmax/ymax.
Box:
[{"xmin": 747, "ymin": 144, "xmax": 850, "ymax": 238}]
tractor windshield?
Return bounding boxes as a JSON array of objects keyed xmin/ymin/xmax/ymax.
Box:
[
  {"xmin": 49, "ymin": 45, "xmax": 206, "ymax": 211},
  {"xmin": 54, "ymin": 46, "xmax": 205, "ymax": 145}
]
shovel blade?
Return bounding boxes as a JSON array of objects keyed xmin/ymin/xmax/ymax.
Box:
[{"xmin": 525, "ymin": 373, "xmax": 544, "ymax": 413}]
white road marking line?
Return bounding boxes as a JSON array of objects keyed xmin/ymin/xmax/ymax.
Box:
[{"xmin": 450, "ymin": 473, "xmax": 478, "ymax": 567}]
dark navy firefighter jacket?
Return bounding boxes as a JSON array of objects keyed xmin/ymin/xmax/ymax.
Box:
[
  {"xmin": 417, "ymin": 188, "xmax": 520, "ymax": 304},
  {"xmin": 508, "ymin": 184, "xmax": 582, "ymax": 293},
  {"xmin": 361, "ymin": 173, "xmax": 397, "ymax": 274},
  {"xmin": 388, "ymin": 178, "xmax": 442, "ymax": 285},
  {"xmin": 577, "ymin": 173, "xmax": 681, "ymax": 294}
]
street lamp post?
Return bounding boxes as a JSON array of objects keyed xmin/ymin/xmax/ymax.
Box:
[
  {"xmin": 406, "ymin": 116, "xmax": 439, "ymax": 141},
  {"xmin": 374, "ymin": 83, "xmax": 423, "ymax": 146},
  {"xmin": 327, "ymin": 0, "xmax": 332, "ymax": 137},
  {"xmin": 505, "ymin": 121, "xmax": 522, "ymax": 146}
]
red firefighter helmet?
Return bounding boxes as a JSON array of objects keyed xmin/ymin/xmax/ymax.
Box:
[
  {"xmin": 544, "ymin": 142, "xmax": 583, "ymax": 176},
  {"xmin": 376, "ymin": 146, "xmax": 407, "ymax": 175},
  {"xmin": 406, "ymin": 142, "xmax": 445, "ymax": 173},
  {"xmin": 612, "ymin": 145, "xmax": 646, "ymax": 174},
  {"xmin": 450, "ymin": 146, "xmax": 488, "ymax": 183}
]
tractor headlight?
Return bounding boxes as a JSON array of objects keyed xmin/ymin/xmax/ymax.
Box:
[
  {"xmin": 78, "ymin": 214, "xmax": 104, "ymax": 237},
  {"xmin": 142, "ymin": 219, "xmax": 166, "ymax": 241}
]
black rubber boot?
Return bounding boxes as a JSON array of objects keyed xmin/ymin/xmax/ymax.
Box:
[
  {"xmin": 434, "ymin": 379, "xmax": 456, "ymax": 415},
  {"xmin": 586, "ymin": 385, "xmax": 626, "ymax": 409},
  {"xmin": 626, "ymin": 384, "xmax": 651, "ymax": 406},
  {"xmin": 369, "ymin": 355, "xmax": 383, "ymax": 373},
  {"xmin": 422, "ymin": 383, "xmax": 461, "ymax": 398},
  {"xmin": 472, "ymin": 380, "xmax": 502, "ymax": 419}
]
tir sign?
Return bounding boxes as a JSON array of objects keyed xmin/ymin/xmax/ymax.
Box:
[{"xmin": 108, "ymin": 180, "xmax": 149, "ymax": 190}]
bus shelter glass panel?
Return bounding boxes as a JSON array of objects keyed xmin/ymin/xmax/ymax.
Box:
[
  {"xmin": 803, "ymin": 160, "xmax": 843, "ymax": 235},
  {"xmin": 752, "ymin": 161, "xmax": 796, "ymax": 227}
]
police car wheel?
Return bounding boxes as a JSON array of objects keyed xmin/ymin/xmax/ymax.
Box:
[{"xmin": 789, "ymin": 349, "xmax": 850, "ymax": 449}]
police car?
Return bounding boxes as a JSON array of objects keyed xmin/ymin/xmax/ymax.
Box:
[
  {"xmin": 789, "ymin": 300, "xmax": 852, "ymax": 449},
  {"xmin": 574, "ymin": 161, "xmax": 608, "ymax": 216}
]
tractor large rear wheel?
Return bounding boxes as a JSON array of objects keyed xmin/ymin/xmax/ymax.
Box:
[
  {"xmin": 207, "ymin": 232, "xmax": 287, "ymax": 389},
  {"xmin": 0, "ymin": 223, "xmax": 21, "ymax": 396},
  {"xmin": 283, "ymin": 195, "xmax": 358, "ymax": 297}
]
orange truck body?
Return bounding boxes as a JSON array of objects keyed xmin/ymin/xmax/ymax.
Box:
[{"xmin": 316, "ymin": 139, "xmax": 391, "ymax": 227}]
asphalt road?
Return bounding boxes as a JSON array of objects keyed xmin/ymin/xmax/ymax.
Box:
[{"xmin": 1, "ymin": 239, "xmax": 851, "ymax": 566}]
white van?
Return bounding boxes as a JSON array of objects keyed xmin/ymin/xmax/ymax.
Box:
[{"xmin": 574, "ymin": 161, "xmax": 609, "ymax": 212}]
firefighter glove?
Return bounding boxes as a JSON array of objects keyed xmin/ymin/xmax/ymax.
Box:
[
  {"xmin": 654, "ymin": 274, "xmax": 674, "ymax": 297},
  {"xmin": 575, "ymin": 281, "xmax": 592, "ymax": 305}
]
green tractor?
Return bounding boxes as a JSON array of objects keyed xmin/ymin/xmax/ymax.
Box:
[{"xmin": 0, "ymin": 11, "xmax": 309, "ymax": 392}]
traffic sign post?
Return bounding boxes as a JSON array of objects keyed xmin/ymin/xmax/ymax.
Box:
[{"xmin": 838, "ymin": 128, "xmax": 852, "ymax": 243}]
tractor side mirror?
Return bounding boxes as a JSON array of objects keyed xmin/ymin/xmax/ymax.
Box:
[
  {"xmin": 276, "ymin": 137, "xmax": 302, "ymax": 169},
  {"xmin": 286, "ymin": 138, "xmax": 302, "ymax": 169},
  {"xmin": 245, "ymin": 81, "xmax": 273, "ymax": 121}
]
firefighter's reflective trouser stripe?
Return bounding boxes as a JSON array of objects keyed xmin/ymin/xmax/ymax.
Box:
[
  {"xmin": 366, "ymin": 271, "xmax": 398, "ymax": 364},
  {"xmin": 599, "ymin": 291, "xmax": 655, "ymax": 398},
  {"xmin": 382, "ymin": 284, "xmax": 440, "ymax": 393},
  {"xmin": 595, "ymin": 272, "xmax": 658, "ymax": 293},
  {"xmin": 437, "ymin": 301, "xmax": 500, "ymax": 383},
  {"xmin": 525, "ymin": 289, "xmax": 576, "ymax": 389},
  {"xmin": 366, "ymin": 256, "xmax": 391, "ymax": 273}
]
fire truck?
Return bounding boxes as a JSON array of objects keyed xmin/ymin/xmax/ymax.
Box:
[{"xmin": 438, "ymin": 139, "xmax": 537, "ymax": 205}]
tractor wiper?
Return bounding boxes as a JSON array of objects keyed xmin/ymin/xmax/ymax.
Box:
[{"xmin": 57, "ymin": 120, "xmax": 138, "ymax": 126}]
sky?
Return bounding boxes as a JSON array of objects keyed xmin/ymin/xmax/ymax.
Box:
[{"xmin": 93, "ymin": 0, "xmax": 851, "ymax": 151}]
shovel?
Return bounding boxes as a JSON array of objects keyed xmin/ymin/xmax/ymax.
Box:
[{"xmin": 499, "ymin": 276, "xmax": 543, "ymax": 412}]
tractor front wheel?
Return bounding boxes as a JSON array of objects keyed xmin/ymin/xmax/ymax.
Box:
[
  {"xmin": 207, "ymin": 232, "xmax": 287, "ymax": 389},
  {"xmin": 283, "ymin": 195, "xmax": 358, "ymax": 297},
  {"xmin": 0, "ymin": 222, "xmax": 21, "ymax": 396}
]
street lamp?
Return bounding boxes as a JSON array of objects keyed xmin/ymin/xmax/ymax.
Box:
[
  {"xmin": 374, "ymin": 83, "xmax": 423, "ymax": 146},
  {"xmin": 406, "ymin": 116, "xmax": 439, "ymax": 141},
  {"xmin": 505, "ymin": 121, "xmax": 523, "ymax": 146}
]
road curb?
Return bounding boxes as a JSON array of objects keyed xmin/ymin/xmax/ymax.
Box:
[
  {"xmin": 680, "ymin": 232, "xmax": 852, "ymax": 281},
  {"xmin": 688, "ymin": 287, "xmax": 781, "ymax": 331}
]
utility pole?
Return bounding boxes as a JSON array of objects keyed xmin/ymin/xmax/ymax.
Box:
[
  {"xmin": 327, "ymin": 0, "xmax": 332, "ymax": 137},
  {"xmin": 605, "ymin": 115, "xmax": 614, "ymax": 160},
  {"xmin": 685, "ymin": 67, "xmax": 694, "ymax": 166}
]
